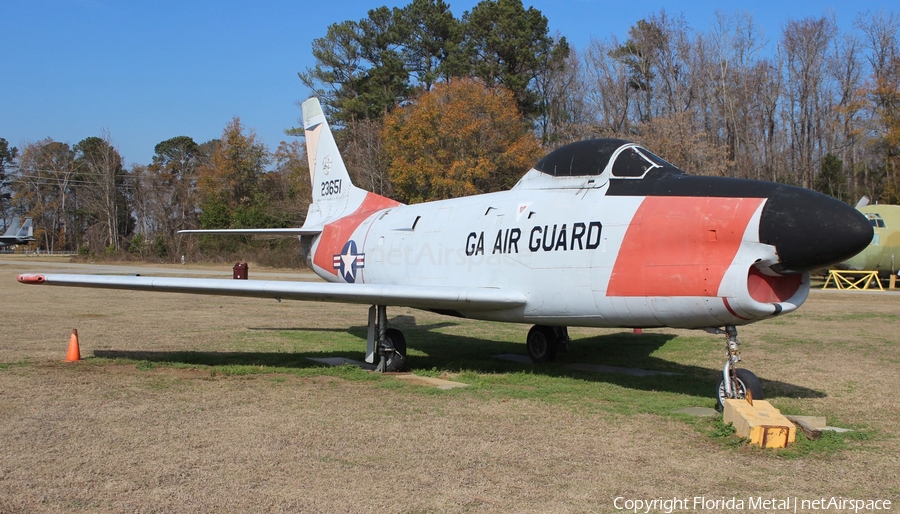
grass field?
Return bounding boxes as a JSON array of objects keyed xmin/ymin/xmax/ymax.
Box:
[{"xmin": 0, "ymin": 257, "xmax": 898, "ymax": 512}]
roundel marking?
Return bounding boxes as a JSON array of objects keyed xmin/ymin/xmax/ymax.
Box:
[{"xmin": 333, "ymin": 240, "xmax": 365, "ymax": 283}]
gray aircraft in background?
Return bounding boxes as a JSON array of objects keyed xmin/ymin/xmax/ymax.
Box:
[{"xmin": 0, "ymin": 217, "xmax": 35, "ymax": 247}]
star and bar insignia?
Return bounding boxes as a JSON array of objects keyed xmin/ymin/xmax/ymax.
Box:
[{"xmin": 333, "ymin": 240, "xmax": 365, "ymax": 283}]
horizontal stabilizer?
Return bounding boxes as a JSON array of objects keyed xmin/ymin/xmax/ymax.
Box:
[{"xmin": 17, "ymin": 274, "xmax": 526, "ymax": 311}]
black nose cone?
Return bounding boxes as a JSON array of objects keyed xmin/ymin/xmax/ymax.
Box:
[{"xmin": 759, "ymin": 186, "xmax": 873, "ymax": 274}]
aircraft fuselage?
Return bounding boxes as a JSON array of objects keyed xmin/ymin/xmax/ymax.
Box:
[{"xmin": 305, "ymin": 159, "xmax": 870, "ymax": 330}]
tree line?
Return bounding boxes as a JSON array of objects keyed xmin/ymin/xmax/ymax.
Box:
[
  {"xmin": 305, "ymin": 1, "xmax": 900, "ymax": 205},
  {"xmin": 0, "ymin": 124, "xmax": 309, "ymax": 264},
  {"xmin": 2, "ymin": 0, "xmax": 898, "ymax": 263}
]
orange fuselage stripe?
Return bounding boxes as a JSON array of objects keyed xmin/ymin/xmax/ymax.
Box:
[
  {"xmin": 313, "ymin": 193, "xmax": 401, "ymax": 276},
  {"xmin": 608, "ymin": 196, "xmax": 764, "ymax": 297}
]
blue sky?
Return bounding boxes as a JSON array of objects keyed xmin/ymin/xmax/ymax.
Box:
[{"xmin": 1, "ymin": 0, "xmax": 895, "ymax": 167}]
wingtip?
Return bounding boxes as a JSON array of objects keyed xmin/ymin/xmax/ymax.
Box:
[{"xmin": 17, "ymin": 274, "xmax": 45, "ymax": 284}]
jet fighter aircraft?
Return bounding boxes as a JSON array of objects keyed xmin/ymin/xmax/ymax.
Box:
[
  {"xmin": 18, "ymin": 98, "xmax": 873, "ymax": 407},
  {"xmin": 0, "ymin": 217, "xmax": 35, "ymax": 247}
]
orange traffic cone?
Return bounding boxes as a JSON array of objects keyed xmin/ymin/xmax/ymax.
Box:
[{"xmin": 65, "ymin": 329, "xmax": 81, "ymax": 362}]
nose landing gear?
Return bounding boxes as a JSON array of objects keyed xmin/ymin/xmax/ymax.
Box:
[{"xmin": 712, "ymin": 325, "xmax": 763, "ymax": 411}]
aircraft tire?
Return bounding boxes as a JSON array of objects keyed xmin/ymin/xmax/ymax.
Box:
[
  {"xmin": 715, "ymin": 368, "xmax": 763, "ymax": 411},
  {"xmin": 526, "ymin": 325, "xmax": 559, "ymax": 363},
  {"xmin": 383, "ymin": 328, "xmax": 406, "ymax": 372}
]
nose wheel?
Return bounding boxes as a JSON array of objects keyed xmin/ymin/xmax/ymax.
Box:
[
  {"xmin": 716, "ymin": 368, "xmax": 762, "ymax": 411},
  {"xmin": 713, "ymin": 325, "xmax": 763, "ymax": 411}
]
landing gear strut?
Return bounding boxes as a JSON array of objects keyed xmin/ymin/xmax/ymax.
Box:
[
  {"xmin": 713, "ymin": 325, "xmax": 763, "ymax": 410},
  {"xmin": 366, "ymin": 305, "xmax": 406, "ymax": 372},
  {"xmin": 526, "ymin": 325, "xmax": 570, "ymax": 363}
]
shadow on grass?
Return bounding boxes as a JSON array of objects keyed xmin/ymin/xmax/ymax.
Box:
[
  {"xmin": 247, "ymin": 314, "xmax": 459, "ymax": 334},
  {"xmin": 94, "ymin": 314, "xmax": 825, "ymax": 401}
]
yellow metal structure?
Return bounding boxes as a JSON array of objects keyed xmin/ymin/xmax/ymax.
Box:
[
  {"xmin": 823, "ymin": 270, "xmax": 884, "ymax": 290},
  {"xmin": 723, "ymin": 399, "xmax": 796, "ymax": 449}
]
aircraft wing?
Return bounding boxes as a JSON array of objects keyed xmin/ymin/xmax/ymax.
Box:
[
  {"xmin": 17, "ymin": 274, "xmax": 526, "ymax": 311},
  {"xmin": 177, "ymin": 228, "xmax": 322, "ymax": 236}
]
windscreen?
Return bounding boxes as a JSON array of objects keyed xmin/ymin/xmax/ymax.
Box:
[{"xmin": 611, "ymin": 147, "xmax": 681, "ymax": 178}]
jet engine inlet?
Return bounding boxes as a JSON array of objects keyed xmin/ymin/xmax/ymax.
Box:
[{"xmin": 747, "ymin": 267, "xmax": 803, "ymax": 304}]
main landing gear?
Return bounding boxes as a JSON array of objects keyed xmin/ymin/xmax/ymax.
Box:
[
  {"xmin": 366, "ymin": 305, "xmax": 406, "ymax": 372},
  {"xmin": 712, "ymin": 325, "xmax": 763, "ymax": 411},
  {"xmin": 363, "ymin": 316, "xmax": 764, "ymax": 410},
  {"xmin": 364, "ymin": 316, "xmax": 575, "ymax": 372},
  {"xmin": 524, "ymin": 324, "xmax": 763, "ymax": 409},
  {"xmin": 526, "ymin": 325, "xmax": 570, "ymax": 363}
]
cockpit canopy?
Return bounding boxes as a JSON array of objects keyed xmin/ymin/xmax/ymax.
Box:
[{"xmin": 534, "ymin": 139, "xmax": 683, "ymax": 179}]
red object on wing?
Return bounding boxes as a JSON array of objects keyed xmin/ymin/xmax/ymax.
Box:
[{"xmin": 17, "ymin": 274, "xmax": 46, "ymax": 284}]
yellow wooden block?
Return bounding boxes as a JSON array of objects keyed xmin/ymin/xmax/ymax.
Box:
[{"xmin": 723, "ymin": 399, "xmax": 796, "ymax": 448}]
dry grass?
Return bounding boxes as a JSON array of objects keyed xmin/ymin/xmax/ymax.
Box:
[{"xmin": 1, "ymin": 257, "xmax": 898, "ymax": 513}]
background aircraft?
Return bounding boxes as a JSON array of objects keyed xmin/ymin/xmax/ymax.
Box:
[
  {"xmin": 0, "ymin": 217, "xmax": 35, "ymax": 247},
  {"xmin": 838, "ymin": 202, "xmax": 900, "ymax": 276},
  {"xmin": 18, "ymin": 98, "xmax": 873, "ymax": 408}
]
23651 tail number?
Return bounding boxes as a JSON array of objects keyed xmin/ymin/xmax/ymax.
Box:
[{"xmin": 321, "ymin": 179, "xmax": 342, "ymax": 196}]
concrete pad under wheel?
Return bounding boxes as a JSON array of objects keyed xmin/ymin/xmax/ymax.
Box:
[{"xmin": 392, "ymin": 374, "xmax": 469, "ymax": 390}]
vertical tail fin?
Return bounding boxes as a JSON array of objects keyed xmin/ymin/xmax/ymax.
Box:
[
  {"xmin": 18, "ymin": 218, "xmax": 33, "ymax": 239},
  {"xmin": 2, "ymin": 218, "xmax": 20, "ymax": 237},
  {"xmin": 300, "ymin": 98, "xmax": 368, "ymax": 228},
  {"xmin": 298, "ymin": 98, "xmax": 403, "ymax": 277}
]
